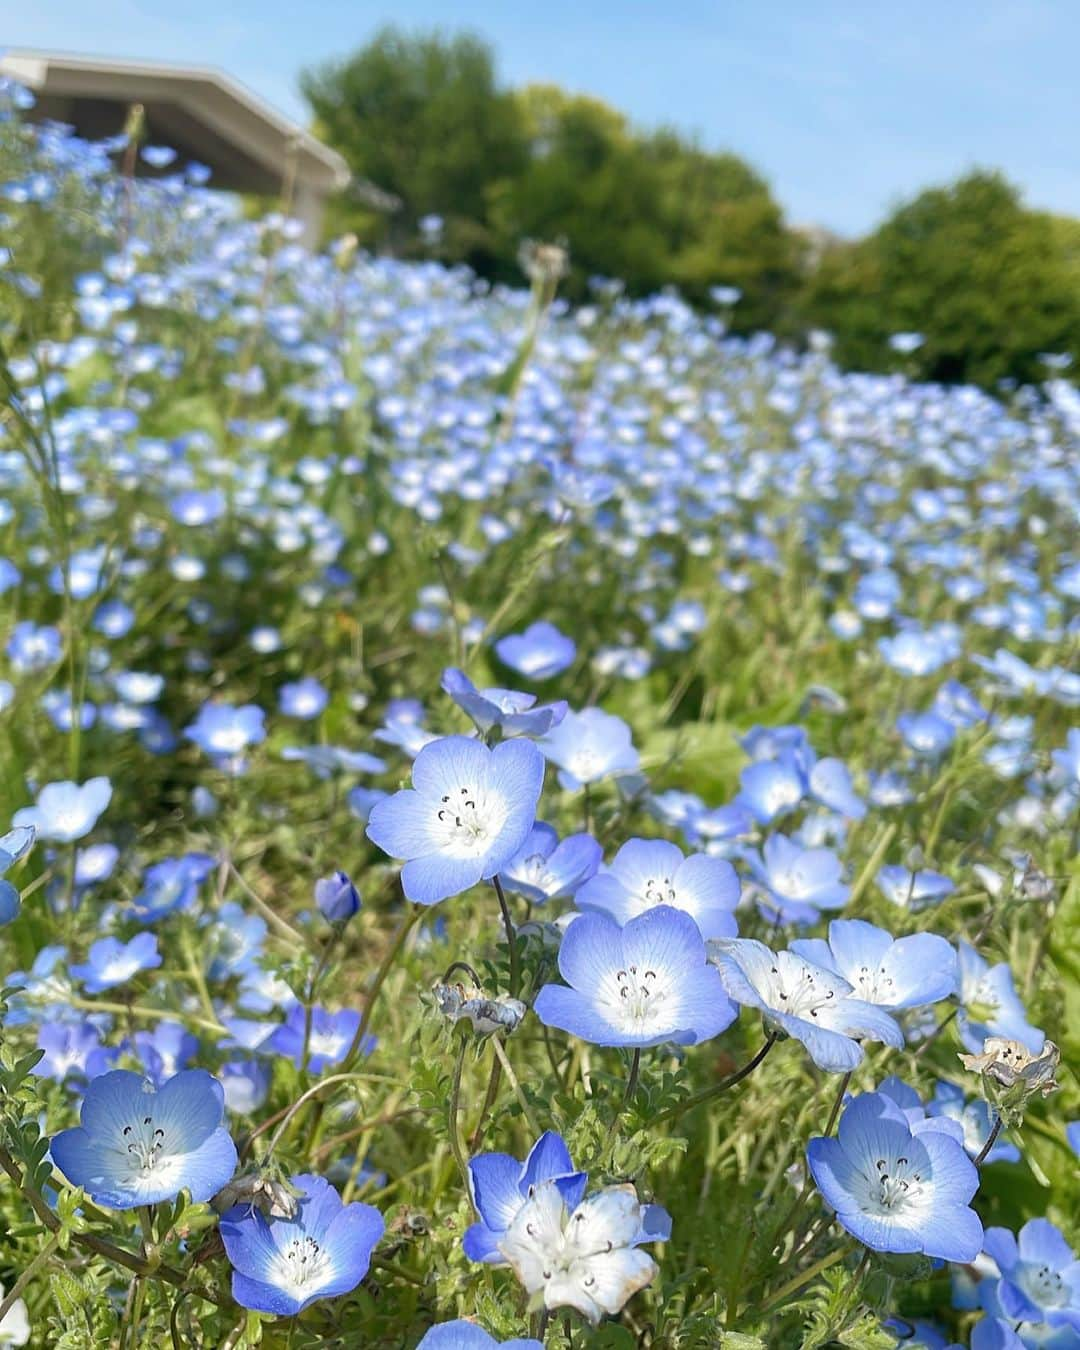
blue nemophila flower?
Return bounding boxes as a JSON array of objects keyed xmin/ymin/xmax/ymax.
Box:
[
  {"xmin": 0, "ymin": 825, "xmax": 35, "ymax": 925},
  {"xmin": 418, "ymin": 1323, "xmax": 541, "ymax": 1350},
  {"xmin": 281, "ymin": 745, "xmax": 387, "ymax": 778},
  {"xmin": 897, "ymin": 711, "xmax": 956, "ymax": 758},
  {"xmin": 268, "ymin": 1004, "xmax": 371, "ymax": 1073},
  {"xmin": 441, "ymin": 668, "xmax": 567, "ymax": 738},
  {"xmin": 464, "ymin": 1131, "xmax": 586, "ymax": 1264},
  {"xmin": 219, "ymin": 1060, "xmax": 272, "ymax": 1115},
  {"xmin": 184, "ymin": 702, "xmax": 266, "ymax": 762},
  {"xmin": 13, "ymin": 778, "xmax": 111, "ymax": 843},
  {"xmin": 220, "ymin": 1173, "xmax": 383, "ymax": 1316},
  {"xmin": 498, "ymin": 1181, "xmax": 668, "ymax": 1324},
  {"xmin": 134, "ymin": 1022, "xmax": 199, "ymax": 1086},
  {"xmin": 982, "ymin": 1220, "xmax": 1080, "ymax": 1333},
  {"xmin": 315, "ymin": 870, "xmax": 360, "ymax": 923},
  {"xmin": 808, "ymin": 758, "xmax": 866, "ymax": 820},
  {"xmin": 71, "ymin": 933, "xmax": 162, "ymax": 993},
  {"xmin": 969, "ymin": 1318, "xmax": 1023, "ymax": 1350},
  {"xmin": 575, "ymin": 837, "xmax": 739, "ymax": 939},
  {"xmin": 956, "ymin": 940, "xmax": 1044, "ymax": 1056},
  {"xmin": 169, "ymin": 488, "xmax": 226, "ymax": 526},
  {"xmin": 75, "ymin": 842, "xmax": 119, "ymax": 889},
  {"xmin": 498, "ymin": 823, "xmax": 601, "ymax": 905},
  {"xmin": 747, "ymin": 834, "xmax": 849, "ymax": 925},
  {"xmin": 790, "ymin": 919, "xmax": 957, "ymax": 1012},
  {"xmin": 131, "ymin": 853, "xmax": 215, "ymax": 923},
  {"xmin": 927, "ymin": 1082, "xmax": 1020, "ymax": 1164},
  {"xmin": 33, "ymin": 1021, "xmax": 116, "ymax": 1083},
  {"xmin": 6, "ymin": 620, "xmax": 62, "ymax": 672},
  {"xmin": 737, "ymin": 753, "xmax": 807, "ymax": 824},
  {"xmin": 709, "ymin": 939, "xmax": 903, "ymax": 1071},
  {"xmin": 278, "ymin": 677, "xmax": 328, "ymax": 720},
  {"xmin": 494, "ymin": 621, "xmax": 576, "ymax": 679},
  {"xmin": 540, "ymin": 707, "xmax": 639, "ymax": 790},
  {"xmin": 876, "ymin": 865, "xmax": 955, "ymax": 911},
  {"xmin": 50, "ymin": 1069, "xmax": 238, "ymax": 1208},
  {"xmin": 365, "ymin": 735, "xmax": 544, "ymax": 905},
  {"xmin": 535, "ymin": 906, "xmax": 735, "ymax": 1047},
  {"xmin": 806, "ymin": 1091, "xmax": 983, "ymax": 1261}
]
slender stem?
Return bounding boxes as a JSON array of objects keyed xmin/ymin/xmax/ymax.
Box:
[
  {"xmin": 178, "ymin": 922, "xmax": 217, "ymax": 1026},
  {"xmin": 0, "ymin": 1231, "xmax": 59, "ymax": 1322},
  {"xmin": 492, "ymin": 874, "xmax": 521, "ymax": 998},
  {"xmin": 913, "ymin": 1005, "xmax": 958, "ymax": 1061},
  {"xmin": 605, "ymin": 1048, "xmax": 642, "ymax": 1143},
  {"xmin": 448, "ymin": 1038, "xmax": 473, "ymax": 1210},
  {"xmin": 822, "ymin": 1070, "xmax": 852, "ymax": 1139},
  {"xmin": 653, "ymin": 1034, "xmax": 778, "ymax": 1126},
  {"xmin": 259, "ymin": 1073, "xmax": 369, "ymax": 1158},
  {"xmin": 768, "ymin": 1069, "xmax": 850, "ymax": 1258},
  {"xmin": 490, "ymin": 1035, "xmax": 541, "ymax": 1136},
  {"xmin": 760, "ymin": 1243, "xmax": 854, "ymax": 1313},
  {"xmin": 847, "ymin": 822, "xmax": 897, "ymax": 909},
  {"xmin": 583, "ymin": 783, "xmax": 592, "ymax": 833},
  {"xmin": 341, "ymin": 903, "xmax": 421, "ymax": 1068},
  {"xmin": 41, "ymin": 995, "xmax": 225, "ymax": 1036},
  {"xmin": 468, "ymin": 1055, "xmax": 503, "ymax": 1150},
  {"xmin": 973, "ymin": 1113, "xmax": 1004, "ymax": 1167},
  {"xmin": 227, "ymin": 860, "xmax": 311, "ymax": 950}
]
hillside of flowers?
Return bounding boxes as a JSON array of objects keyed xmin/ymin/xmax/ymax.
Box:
[{"xmin": 0, "ymin": 86, "xmax": 1078, "ymax": 1350}]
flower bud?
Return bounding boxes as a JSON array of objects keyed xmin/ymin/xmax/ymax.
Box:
[{"xmin": 314, "ymin": 870, "xmax": 360, "ymax": 923}]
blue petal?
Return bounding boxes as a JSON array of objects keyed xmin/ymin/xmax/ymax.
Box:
[{"xmin": 468, "ymin": 1152, "xmax": 524, "ymax": 1232}]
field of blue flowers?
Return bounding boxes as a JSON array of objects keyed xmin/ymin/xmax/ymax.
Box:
[{"xmin": 0, "ymin": 83, "xmax": 1077, "ymax": 1350}]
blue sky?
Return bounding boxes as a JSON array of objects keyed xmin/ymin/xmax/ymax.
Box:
[{"xmin": 7, "ymin": 0, "xmax": 1079, "ymax": 235}]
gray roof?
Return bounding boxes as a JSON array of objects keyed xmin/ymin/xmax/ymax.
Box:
[{"xmin": 1, "ymin": 49, "xmax": 350, "ymax": 196}]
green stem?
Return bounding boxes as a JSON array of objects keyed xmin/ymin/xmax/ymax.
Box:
[
  {"xmin": 653, "ymin": 1035, "xmax": 778, "ymax": 1126},
  {"xmin": 760, "ymin": 1243, "xmax": 854, "ymax": 1313},
  {"xmin": 341, "ymin": 903, "xmax": 421, "ymax": 1068},
  {"xmin": 448, "ymin": 1038, "xmax": 473, "ymax": 1210},
  {"xmin": 0, "ymin": 1230, "xmax": 59, "ymax": 1322},
  {"xmin": 847, "ymin": 823, "xmax": 897, "ymax": 909},
  {"xmin": 492, "ymin": 874, "xmax": 521, "ymax": 998},
  {"xmin": 973, "ymin": 1113, "xmax": 1003, "ymax": 1167},
  {"xmin": 490, "ymin": 1034, "xmax": 541, "ymax": 1136}
]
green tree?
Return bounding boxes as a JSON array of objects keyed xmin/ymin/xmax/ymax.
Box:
[
  {"xmin": 488, "ymin": 84, "xmax": 799, "ymax": 328},
  {"xmin": 300, "ymin": 26, "xmax": 527, "ymax": 269},
  {"xmin": 801, "ymin": 171, "xmax": 1080, "ymax": 387}
]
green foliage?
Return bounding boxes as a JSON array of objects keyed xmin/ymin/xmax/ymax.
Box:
[
  {"xmin": 302, "ymin": 29, "xmax": 798, "ymax": 330},
  {"xmin": 802, "ymin": 170, "xmax": 1080, "ymax": 386},
  {"xmin": 300, "ymin": 25, "xmax": 527, "ymax": 271}
]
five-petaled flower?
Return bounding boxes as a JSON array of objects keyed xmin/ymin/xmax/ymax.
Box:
[
  {"xmin": 50, "ymin": 1069, "xmax": 238, "ymax": 1208},
  {"xmin": 463, "ymin": 1130, "xmax": 585, "ymax": 1264},
  {"xmin": 709, "ymin": 938, "xmax": 904, "ymax": 1071},
  {"xmin": 498, "ymin": 1181, "xmax": 670, "ymax": 1324},
  {"xmin": 575, "ymin": 837, "xmax": 739, "ymax": 939},
  {"xmin": 535, "ymin": 905, "xmax": 736, "ymax": 1047},
  {"xmin": 365, "ymin": 734, "xmax": 545, "ymax": 905},
  {"xmin": 220, "ymin": 1172, "xmax": 383, "ymax": 1316},
  {"xmin": 807, "ymin": 1090, "xmax": 983, "ymax": 1261}
]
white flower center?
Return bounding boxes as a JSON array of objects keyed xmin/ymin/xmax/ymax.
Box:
[
  {"xmin": 433, "ymin": 784, "xmax": 506, "ymax": 857},
  {"xmin": 599, "ymin": 963, "xmax": 668, "ymax": 1027},
  {"xmin": 763, "ymin": 959, "xmax": 840, "ymax": 1020},
  {"xmin": 857, "ymin": 1153, "xmax": 927, "ymax": 1216},
  {"xmin": 850, "ymin": 963, "xmax": 895, "ymax": 1003},
  {"xmin": 119, "ymin": 1113, "xmax": 167, "ymax": 1172},
  {"xmin": 1017, "ymin": 1261, "xmax": 1067, "ymax": 1309},
  {"xmin": 640, "ymin": 875, "xmax": 677, "ymax": 907},
  {"xmin": 274, "ymin": 1235, "xmax": 332, "ymax": 1293}
]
